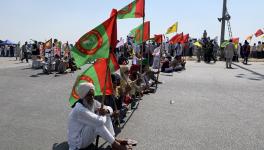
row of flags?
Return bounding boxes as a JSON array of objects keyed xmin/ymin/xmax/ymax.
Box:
[
  {"xmin": 246, "ymin": 29, "xmax": 264, "ymax": 41},
  {"xmin": 69, "ymin": 0, "xmax": 145, "ymax": 107},
  {"xmin": 67, "ymin": 0, "xmax": 184, "ymax": 106}
]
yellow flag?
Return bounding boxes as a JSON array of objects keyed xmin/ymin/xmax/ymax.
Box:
[
  {"xmin": 166, "ymin": 22, "xmax": 178, "ymax": 34},
  {"xmin": 194, "ymin": 41, "xmax": 202, "ymax": 48}
]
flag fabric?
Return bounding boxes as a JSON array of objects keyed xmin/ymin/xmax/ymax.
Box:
[
  {"xmin": 220, "ymin": 41, "xmax": 230, "ymax": 48},
  {"xmin": 110, "ymin": 9, "xmax": 118, "ymax": 52},
  {"xmin": 255, "ymin": 29, "xmax": 264, "ymax": 37},
  {"xmin": 231, "ymin": 37, "xmax": 239, "ymax": 44},
  {"xmin": 117, "ymin": 0, "xmax": 144, "ymax": 19},
  {"xmin": 71, "ymin": 12, "xmax": 117, "ymax": 68},
  {"xmin": 69, "ymin": 58, "xmax": 113, "ymax": 107},
  {"xmin": 109, "ymin": 52, "xmax": 120, "ymax": 73},
  {"xmin": 169, "ymin": 33, "xmax": 183, "ymax": 44},
  {"xmin": 246, "ymin": 35, "xmax": 253, "ymax": 41},
  {"xmin": 232, "ymin": 37, "xmax": 239, "ymax": 49},
  {"xmin": 181, "ymin": 34, "xmax": 189, "ymax": 44},
  {"xmin": 154, "ymin": 34, "xmax": 163, "ymax": 43},
  {"xmin": 194, "ymin": 41, "xmax": 202, "ymax": 48},
  {"xmin": 44, "ymin": 39, "xmax": 52, "ymax": 49},
  {"xmin": 130, "ymin": 21, "xmax": 150, "ymax": 44},
  {"xmin": 166, "ymin": 22, "xmax": 178, "ymax": 34}
]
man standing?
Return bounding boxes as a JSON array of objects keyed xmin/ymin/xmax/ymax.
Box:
[
  {"xmin": 15, "ymin": 43, "xmax": 21, "ymax": 60},
  {"xmin": 152, "ymin": 44, "xmax": 161, "ymax": 69},
  {"xmin": 242, "ymin": 41, "xmax": 250, "ymax": 65},
  {"xmin": 224, "ymin": 39, "xmax": 235, "ymax": 69},
  {"xmin": 256, "ymin": 41, "xmax": 262, "ymax": 59},
  {"xmin": 174, "ymin": 42, "xmax": 182, "ymax": 58},
  {"xmin": 68, "ymin": 83, "xmax": 134, "ymax": 150},
  {"xmin": 21, "ymin": 42, "xmax": 29, "ymax": 63}
]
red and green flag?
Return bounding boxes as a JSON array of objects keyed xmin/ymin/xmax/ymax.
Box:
[
  {"xmin": 109, "ymin": 52, "xmax": 120, "ymax": 73},
  {"xmin": 117, "ymin": 0, "xmax": 145, "ymax": 19},
  {"xmin": 71, "ymin": 12, "xmax": 117, "ymax": 68},
  {"xmin": 130, "ymin": 21, "xmax": 150, "ymax": 44},
  {"xmin": 69, "ymin": 58, "xmax": 114, "ymax": 107}
]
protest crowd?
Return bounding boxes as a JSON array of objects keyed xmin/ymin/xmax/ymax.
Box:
[{"xmin": 1, "ymin": 0, "xmax": 264, "ymax": 149}]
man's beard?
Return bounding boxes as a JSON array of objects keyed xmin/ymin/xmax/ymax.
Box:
[{"xmin": 83, "ymin": 99, "xmax": 94, "ymax": 111}]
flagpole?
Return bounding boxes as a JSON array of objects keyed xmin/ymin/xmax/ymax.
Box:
[
  {"xmin": 109, "ymin": 69, "xmax": 121, "ymax": 128},
  {"xmin": 140, "ymin": 16, "xmax": 145, "ymax": 74},
  {"xmin": 100, "ymin": 52, "xmax": 111, "ymax": 109}
]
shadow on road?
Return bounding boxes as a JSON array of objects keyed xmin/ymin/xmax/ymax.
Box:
[
  {"xmin": 21, "ymin": 67, "xmax": 33, "ymax": 70},
  {"xmin": 29, "ymin": 72, "xmax": 48, "ymax": 77},
  {"xmin": 233, "ymin": 63, "xmax": 264, "ymax": 81},
  {"xmin": 52, "ymin": 141, "xmax": 111, "ymax": 150}
]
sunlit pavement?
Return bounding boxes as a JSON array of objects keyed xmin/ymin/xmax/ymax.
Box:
[{"xmin": 0, "ymin": 60, "xmax": 264, "ymax": 150}]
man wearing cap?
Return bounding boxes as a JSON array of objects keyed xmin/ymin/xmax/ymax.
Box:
[{"xmin": 68, "ymin": 82, "xmax": 135, "ymax": 150}]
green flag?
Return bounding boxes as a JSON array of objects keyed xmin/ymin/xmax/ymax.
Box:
[
  {"xmin": 71, "ymin": 14, "xmax": 117, "ymax": 68},
  {"xmin": 117, "ymin": 0, "xmax": 145, "ymax": 19},
  {"xmin": 69, "ymin": 59, "xmax": 113, "ymax": 107},
  {"xmin": 221, "ymin": 41, "xmax": 230, "ymax": 48},
  {"xmin": 130, "ymin": 21, "xmax": 150, "ymax": 44}
]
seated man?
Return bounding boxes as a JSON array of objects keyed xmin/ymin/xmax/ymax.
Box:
[
  {"xmin": 171, "ymin": 56, "xmax": 186, "ymax": 72},
  {"xmin": 68, "ymin": 83, "xmax": 135, "ymax": 150},
  {"xmin": 161, "ymin": 57, "xmax": 173, "ymax": 73}
]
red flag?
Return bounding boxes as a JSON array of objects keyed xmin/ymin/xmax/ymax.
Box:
[
  {"xmin": 143, "ymin": 21, "xmax": 150, "ymax": 42},
  {"xmin": 109, "ymin": 9, "xmax": 118, "ymax": 52},
  {"xmin": 154, "ymin": 34, "xmax": 163, "ymax": 43},
  {"xmin": 231, "ymin": 37, "xmax": 239, "ymax": 44},
  {"xmin": 169, "ymin": 33, "xmax": 183, "ymax": 44},
  {"xmin": 255, "ymin": 29, "xmax": 264, "ymax": 37},
  {"xmin": 181, "ymin": 34, "xmax": 189, "ymax": 44}
]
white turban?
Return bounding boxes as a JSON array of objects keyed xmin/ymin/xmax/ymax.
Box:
[{"xmin": 77, "ymin": 82, "xmax": 95, "ymax": 99}]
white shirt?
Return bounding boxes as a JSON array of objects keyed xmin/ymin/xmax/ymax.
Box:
[
  {"xmin": 68, "ymin": 100, "xmax": 113, "ymax": 150},
  {"xmin": 251, "ymin": 45, "xmax": 257, "ymax": 52}
]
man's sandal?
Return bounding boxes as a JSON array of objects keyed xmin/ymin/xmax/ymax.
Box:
[{"xmin": 118, "ymin": 139, "xmax": 138, "ymax": 146}]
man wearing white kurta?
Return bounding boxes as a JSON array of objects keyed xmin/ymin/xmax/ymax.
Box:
[
  {"xmin": 152, "ymin": 45, "xmax": 160, "ymax": 69},
  {"xmin": 68, "ymin": 83, "xmax": 132, "ymax": 150},
  {"xmin": 224, "ymin": 40, "xmax": 235, "ymax": 69}
]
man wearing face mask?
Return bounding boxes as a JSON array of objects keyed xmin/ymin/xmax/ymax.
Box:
[{"xmin": 68, "ymin": 82, "xmax": 135, "ymax": 150}]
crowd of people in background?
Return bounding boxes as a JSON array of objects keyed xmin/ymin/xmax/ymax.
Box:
[{"xmin": 0, "ymin": 39, "xmax": 78, "ymax": 74}]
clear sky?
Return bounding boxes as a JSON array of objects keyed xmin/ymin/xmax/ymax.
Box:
[{"xmin": 0, "ymin": 0, "xmax": 263, "ymax": 44}]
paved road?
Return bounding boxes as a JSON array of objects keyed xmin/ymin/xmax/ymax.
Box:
[{"xmin": 0, "ymin": 59, "xmax": 264, "ymax": 150}]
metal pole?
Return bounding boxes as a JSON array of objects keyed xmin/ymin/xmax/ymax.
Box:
[
  {"xmin": 140, "ymin": 17, "xmax": 145, "ymax": 74},
  {"xmin": 220, "ymin": 0, "xmax": 227, "ymax": 45}
]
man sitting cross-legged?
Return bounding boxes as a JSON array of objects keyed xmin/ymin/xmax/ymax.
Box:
[{"xmin": 68, "ymin": 82, "xmax": 136, "ymax": 150}]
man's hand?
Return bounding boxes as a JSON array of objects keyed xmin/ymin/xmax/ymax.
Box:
[
  {"xmin": 112, "ymin": 110, "xmax": 120, "ymax": 118},
  {"xmin": 97, "ymin": 108, "xmax": 109, "ymax": 116}
]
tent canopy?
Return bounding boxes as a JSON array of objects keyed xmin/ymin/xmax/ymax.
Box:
[{"xmin": 0, "ymin": 40, "xmax": 17, "ymax": 46}]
